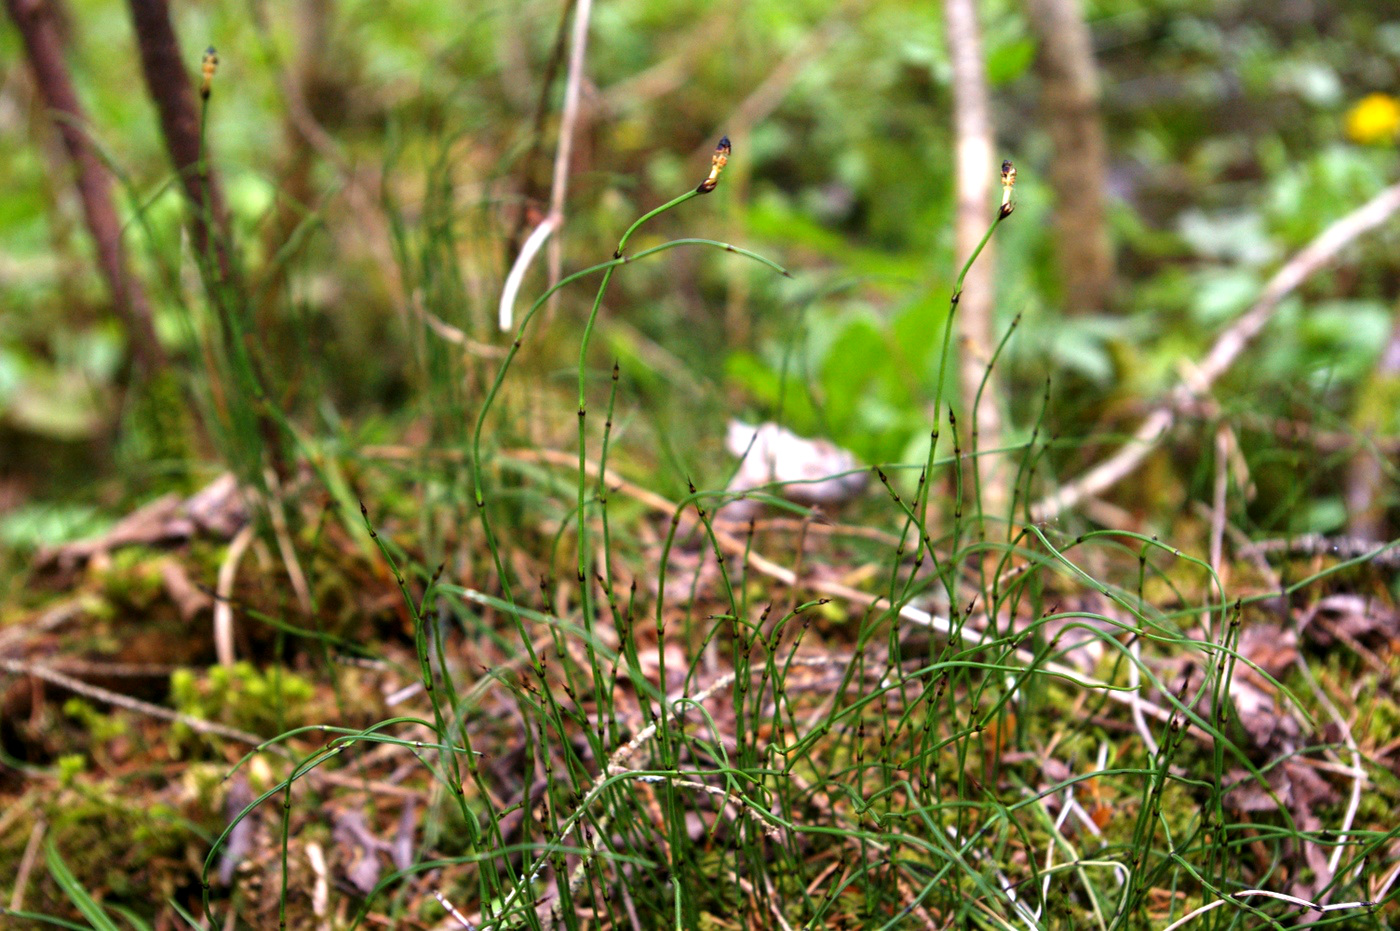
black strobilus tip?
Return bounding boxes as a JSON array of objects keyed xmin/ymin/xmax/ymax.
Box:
[{"xmin": 697, "ymin": 136, "xmax": 731, "ymax": 194}]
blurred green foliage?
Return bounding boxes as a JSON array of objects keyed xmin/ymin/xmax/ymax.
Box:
[{"xmin": 1, "ymin": 0, "xmax": 1397, "ymax": 552}]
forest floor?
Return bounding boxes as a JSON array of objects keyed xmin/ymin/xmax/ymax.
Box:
[{"xmin": 2, "ymin": 440, "xmax": 1398, "ymax": 929}]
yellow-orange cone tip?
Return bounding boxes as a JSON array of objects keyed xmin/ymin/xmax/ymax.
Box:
[
  {"xmin": 999, "ymin": 159, "xmax": 1017, "ymax": 218},
  {"xmin": 201, "ymin": 46, "xmax": 219, "ymax": 100},
  {"xmin": 698, "ymin": 135, "xmax": 731, "ymax": 194}
]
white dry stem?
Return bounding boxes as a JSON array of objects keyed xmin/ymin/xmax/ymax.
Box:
[
  {"xmin": 435, "ymin": 889, "xmax": 478, "ymax": 929},
  {"xmin": 499, "ymin": 0, "xmax": 593, "ymax": 330},
  {"xmin": 306, "ymin": 841, "xmax": 329, "ymax": 923},
  {"xmin": 1292, "ymin": 651, "xmax": 1367, "ymax": 881},
  {"xmin": 498, "ymin": 216, "xmax": 556, "ymax": 330},
  {"xmin": 948, "ymin": 825, "xmax": 1039, "ymax": 930},
  {"xmin": 1160, "ymin": 889, "xmax": 1376, "ymax": 931},
  {"xmin": 1034, "ymin": 181, "xmax": 1400, "ymax": 521},
  {"xmin": 214, "ymin": 522, "xmax": 256, "ymax": 667},
  {"xmin": 1375, "ymin": 857, "xmax": 1400, "ymax": 903},
  {"xmin": 1034, "ymin": 783, "xmax": 1109, "ymax": 931},
  {"xmin": 1127, "ymin": 638, "xmax": 1158, "ymax": 756},
  {"xmin": 9, "ymin": 818, "xmax": 45, "ymax": 912}
]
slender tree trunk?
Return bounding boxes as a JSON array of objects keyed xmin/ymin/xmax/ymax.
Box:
[
  {"xmin": 6, "ymin": 0, "xmax": 167, "ymax": 376},
  {"xmin": 1026, "ymin": 0, "xmax": 1113, "ymax": 312},
  {"xmin": 126, "ymin": 0, "xmax": 285, "ymax": 478},
  {"xmin": 943, "ymin": 0, "xmax": 1006, "ymax": 514},
  {"xmin": 125, "ymin": 0, "xmax": 233, "ymax": 283}
]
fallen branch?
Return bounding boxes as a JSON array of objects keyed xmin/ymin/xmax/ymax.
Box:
[
  {"xmin": 0, "ymin": 656, "xmax": 265, "ymax": 747},
  {"xmin": 1033, "ymin": 181, "xmax": 1400, "ymax": 521}
]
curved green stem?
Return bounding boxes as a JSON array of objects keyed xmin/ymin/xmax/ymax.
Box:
[{"xmin": 574, "ymin": 188, "xmax": 703, "ymax": 619}]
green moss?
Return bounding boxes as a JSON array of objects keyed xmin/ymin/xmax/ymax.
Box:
[
  {"xmin": 1, "ymin": 780, "xmax": 209, "ymax": 924},
  {"xmin": 168, "ymin": 661, "xmax": 318, "ymax": 752},
  {"xmin": 95, "ymin": 547, "xmax": 167, "ymax": 610},
  {"xmin": 55, "ymin": 753, "xmax": 87, "ymax": 786},
  {"xmin": 63, "ymin": 698, "xmax": 130, "ymax": 743}
]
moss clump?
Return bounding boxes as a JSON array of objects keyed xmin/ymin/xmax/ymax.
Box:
[
  {"xmin": 0, "ymin": 780, "xmax": 206, "ymax": 925},
  {"xmin": 169, "ymin": 661, "xmax": 316, "ymax": 751}
]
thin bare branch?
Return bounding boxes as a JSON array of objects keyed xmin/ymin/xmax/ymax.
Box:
[
  {"xmin": 7, "ymin": 0, "xmax": 166, "ymax": 374},
  {"xmin": 1034, "ymin": 181, "xmax": 1400, "ymax": 521},
  {"xmin": 0, "ymin": 656, "xmax": 266, "ymax": 746}
]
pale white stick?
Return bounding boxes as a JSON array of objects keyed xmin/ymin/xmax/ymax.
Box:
[
  {"xmin": 1293, "ymin": 652, "xmax": 1367, "ymax": 880},
  {"xmin": 215, "ymin": 523, "xmax": 256, "ymax": 668},
  {"xmin": 1128, "ymin": 638, "xmax": 1158, "ymax": 756},
  {"xmin": 306, "ymin": 842, "xmax": 329, "ymax": 922},
  {"xmin": 434, "ymin": 889, "xmax": 477, "ymax": 929},
  {"xmin": 1375, "ymin": 858, "xmax": 1400, "ymax": 903},
  {"xmin": 498, "ymin": 216, "xmax": 555, "ymax": 330},
  {"xmin": 497, "ymin": 0, "xmax": 594, "ymax": 330},
  {"xmin": 1161, "ymin": 889, "xmax": 1375, "ymax": 930},
  {"xmin": 9, "ymin": 818, "xmax": 45, "ymax": 912}
]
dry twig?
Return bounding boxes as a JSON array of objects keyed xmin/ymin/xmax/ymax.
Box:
[
  {"xmin": 1034, "ymin": 181, "xmax": 1400, "ymax": 520},
  {"xmin": 0, "ymin": 656, "xmax": 266, "ymax": 747}
]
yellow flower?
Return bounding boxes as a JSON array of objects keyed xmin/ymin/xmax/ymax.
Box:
[{"xmin": 1345, "ymin": 93, "xmax": 1400, "ymax": 145}]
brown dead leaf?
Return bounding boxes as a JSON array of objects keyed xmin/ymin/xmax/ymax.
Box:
[
  {"xmin": 1225, "ymin": 759, "xmax": 1338, "ymax": 897},
  {"xmin": 1236, "ymin": 622, "xmax": 1299, "ymax": 677},
  {"xmin": 1229, "ymin": 676, "xmax": 1300, "ymax": 748},
  {"xmin": 334, "ymin": 809, "xmax": 389, "ymax": 894},
  {"xmin": 1301, "ymin": 594, "xmax": 1400, "ymax": 649},
  {"xmin": 1228, "ymin": 622, "xmax": 1301, "ymax": 750},
  {"xmin": 37, "ymin": 473, "xmax": 247, "ymax": 572}
]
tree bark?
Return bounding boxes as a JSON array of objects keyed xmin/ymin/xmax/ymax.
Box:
[
  {"xmin": 1025, "ymin": 0, "xmax": 1113, "ymax": 312},
  {"xmin": 6, "ymin": 0, "xmax": 167, "ymax": 376},
  {"xmin": 125, "ymin": 0, "xmax": 233, "ymax": 283},
  {"xmin": 126, "ymin": 0, "xmax": 285, "ymax": 477},
  {"xmin": 943, "ymin": 0, "xmax": 1006, "ymax": 514}
]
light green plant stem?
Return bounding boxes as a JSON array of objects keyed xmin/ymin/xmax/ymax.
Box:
[
  {"xmin": 575, "ymin": 188, "xmax": 702, "ymax": 603},
  {"xmin": 921, "ymin": 210, "xmax": 1008, "ymax": 536}
]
